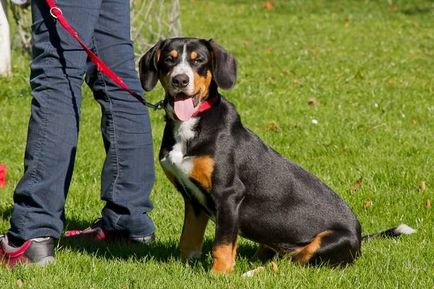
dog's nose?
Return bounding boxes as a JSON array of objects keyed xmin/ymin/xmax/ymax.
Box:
[{"xmin": 172, "ymin": 74, "xmax": 189, "ymax": 88}]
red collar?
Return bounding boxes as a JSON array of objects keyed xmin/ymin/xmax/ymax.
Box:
[{"xmin": 191, "ymin": 93, "xmax": 220, "ymax": 117}]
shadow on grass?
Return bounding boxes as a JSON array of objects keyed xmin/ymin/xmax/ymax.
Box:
[
  {"xmin": 60, "ymin": 217, "xmax": 178, "ymax": 263},
  {"xmin": 0, "ymin": 207, "xmax": 12, "ymax": 222},
  {"xmin": 60, "ymin": 218, "xmax": 259, "ymax": 268},
  {"xmin": 400, "ymin": 6, "xmax": 432, "ymax": 16},
  {"xmin": 60, "ymin": 237, "xmax": 179, "ymax": 263}
]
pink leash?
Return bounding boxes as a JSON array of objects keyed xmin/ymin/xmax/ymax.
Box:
[
  {"xmin": 46, "ymin": 0, "xmax": 219, "ymax": 115},
  {"xmin": 45, "ymin": 0, "xmax": 163, "ymax": 110}
]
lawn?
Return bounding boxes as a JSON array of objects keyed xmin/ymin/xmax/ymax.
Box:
[{"xmin": 0, "ymin": 0, "xmax": 433, "ymax": 288}]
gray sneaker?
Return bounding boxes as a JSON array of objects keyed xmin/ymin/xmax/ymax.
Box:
[{"xmin": 0, "ymin": 235, "xmax": 55, "ymax": 267}]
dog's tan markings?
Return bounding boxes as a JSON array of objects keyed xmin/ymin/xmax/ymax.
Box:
[
  {"xmin": 211, "ymin": 241, "xmax": 237, "ymax": 274},
  {"xmin": 193, "ymin": 70, "xmax": 213, "ymax": 102},
  {"xmin": 189, "ymin": 156, "xmax": 214, "ymax": 191},
  {"xmin": 169, "ymin": 49, "xmax": 178, "ymax": 58},
  {"xmin": 179, "ymin": 201, "xmax": 209, "ymax": 261},
  {"xmin": 293, "ymin": 230, "xmax": 333, "ymax": 264},
  {"xmin": 190, "ymin": 51, "xmax": 198, "ymax": 60},
  {"xmin": 231, "ymin": 238, "xmax": 238, "ymax": 263}
]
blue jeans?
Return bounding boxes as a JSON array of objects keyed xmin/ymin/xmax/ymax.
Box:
[{"xmin": 8, "ymin": 0, "xmax": 155, "ymax": 240}]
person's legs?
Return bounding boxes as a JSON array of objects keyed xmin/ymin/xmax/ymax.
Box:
[
  {"xmin": 85, "ymin": 0, "xmax": 155, "ymax": 238},
  {"xmin": 8, "ymin": 0, "xmax": 102, "ymax": 242}
]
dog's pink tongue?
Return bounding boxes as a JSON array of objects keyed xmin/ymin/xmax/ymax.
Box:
[{"xmin": 174, "ymin": 97, "xmax": 196, "ymax": 121}]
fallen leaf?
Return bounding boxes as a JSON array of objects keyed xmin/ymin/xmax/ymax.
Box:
[
  {"xmin": 292, "ymin": 79, "xmax": 300, "ymax": 85},
  {"xmin": 363, "ymin": 199, "xmax": 372, "ymax": 209},
  {"xmin": 265, "ymin": 121, "xmax": 280, "ymax": 132},
  {"xmin": 16, "ymin": 280, "xmax": 24, "ymax": 288},
  {"xmin": 263, "ymin": 1, "xmax": 274, "ymax": 10},
  {"xmin": 271, "ymin": 261, "xmax": 279, "ymax": 273},
  {"xmin": 350, "ymin": 177, "xmax": 363, "ymax": 193},
  {"xmin": 424, "ymin": 199, "xmax": 431, "ymax": 209},
  {"xmin": 387, "ymin": 79, "xmax": 397, "ymax": 86},
  {"xmin": 419, "ymin": 180, "xmax": 426, "ymax": 192},
  {"xmin": 308, "ymin": 96, "xmax": 320, "ymax": 107},
  {"xmin": 388, "ymin": 4, "xmax": 397, "ymax": 12},
  {"xmin": 344, "ymin": 17, "xmax": 350, "ymax": 28},
  {"xmin": 242, "ymin": 266, "xmax": 265, "ymax": 278},
  {"xmin": 265, "ymin": 47, "xmax": 273, "ymax": 54}
]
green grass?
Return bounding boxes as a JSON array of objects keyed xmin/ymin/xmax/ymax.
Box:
[{"xmin": 1, "ymin": 0, "xmax": 433, "ymax": 288}]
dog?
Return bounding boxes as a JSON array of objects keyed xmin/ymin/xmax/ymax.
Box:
[{"xmin": 139, "ymin": 37, "xmax": 415, "ymax": 274}]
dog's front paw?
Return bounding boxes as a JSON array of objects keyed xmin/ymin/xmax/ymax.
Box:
[
  {"xmin": 210, "ymin": 260, "xmax": 234, "ymax": 274},
  {"xmin": 211, "ymin": 244, "xmax": 235, "ymax": 274}
]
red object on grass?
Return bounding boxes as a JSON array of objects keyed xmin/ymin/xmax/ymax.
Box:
[{"xmin": 0, "ymin": 164, "xmax": 7, "ymax": 189}]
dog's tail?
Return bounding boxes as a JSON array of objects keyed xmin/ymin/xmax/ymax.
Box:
[{"xmin": 362, "ymin": 224, "xmax": 416, "ymax": 241}]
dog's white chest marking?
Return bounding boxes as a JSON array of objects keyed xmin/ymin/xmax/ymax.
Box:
[
  {"xmin": 166, "ymin": 118, "xmax": 197, "ymax": 173},
  {"xmin": 160, "ymin": 118, "xmax": 213, "ymax": 216},
  {"xmin": 167, "ymin": 142, "xmax": 191, "ymax": 173}
]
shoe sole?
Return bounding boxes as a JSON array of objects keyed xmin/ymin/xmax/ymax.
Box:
[{"xmin": 35, "ymin": 256, "xmax": 55, "ymax": 267}]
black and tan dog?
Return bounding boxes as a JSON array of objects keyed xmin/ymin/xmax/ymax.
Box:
[{"xmin": 139, "ymin": 37, "xmax": 415, "ymax": 274}]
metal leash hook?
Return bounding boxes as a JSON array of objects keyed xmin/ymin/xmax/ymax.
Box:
[
  {"xmin": 140, "ymin": 98, "xmax": 165, "ymax": 110},
  {"xmin": 152, "ymin": 99, "xmax": 165, "ymax": 110}
]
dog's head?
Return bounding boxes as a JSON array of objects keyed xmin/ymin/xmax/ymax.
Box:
[{"xmin": 139, "ymin": 37, "xmax": 237, "ymax": 121}]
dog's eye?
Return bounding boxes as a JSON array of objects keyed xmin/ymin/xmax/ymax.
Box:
[
  {"xmin": 193, "ymin": 57, "xmax": 205, "ymax": 65},
  {"xmin": 164, "ymin": 56, "xmax": 175, "ymax": 64}
]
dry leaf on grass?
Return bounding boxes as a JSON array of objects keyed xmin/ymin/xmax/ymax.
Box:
[
  {"xmin": 388, "ymin": 4, "xmax": 398, "ymax": 12},
  {"xmin": 419, "ymin": 180, "xmax": 426, "ymax": 192},
  {"xmin": 350, "ymin": 177, "xmax": 363, "ymax": 193},
  {"xmin": 424, "ymin": 199, "xmax": 431, "ymax": 209},
  {"xmin": 363, "ymin": 199, "xmax": 372, "ymax": 209},
  {"xmin": 242, "ymin": 266, "xmax": 265, "ymax": 278},
  {"xmin": 263, "ymin": 1, "xmax": 274, "ymax": 10},
  {"xmin": 271, "ymin": 261, "xmax": 279, "ymax": 273},
  {"xmin": 265, "ymin": 121, "xmax": 280, "ymax": 132},
  {"xmin": 308, "ymin": 96, "xmax": 320, "ymax": 107}
]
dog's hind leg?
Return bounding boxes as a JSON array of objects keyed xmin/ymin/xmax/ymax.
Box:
[{"xmin": 292, "ymin": 229, "xmax": 361, "ymax": 267}]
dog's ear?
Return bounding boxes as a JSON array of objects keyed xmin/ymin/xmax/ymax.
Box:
[
  {"xmin": 139, "ymin": 40, "xmax": 163, "ymax": 91},
  {"xmin": 208, "ymin": 39, "xmax": 237, "ymax": 90}
]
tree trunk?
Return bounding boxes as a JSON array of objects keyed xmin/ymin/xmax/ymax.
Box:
[{"xmin": 0, "ymin": 0, "xmax": 11, "ymax": 76}]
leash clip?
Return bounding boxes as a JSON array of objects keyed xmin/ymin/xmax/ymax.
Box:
[
  {"xmin": 140, "ymin": 97, "xmax": 164, "ymax": 111},
  {"xmin": 151, "ymin": 99, "xmax": 165, "ymax": 110},
  {"xmin": 49, "ymin": 6, "xmax": 63, "ymax": 19}
]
